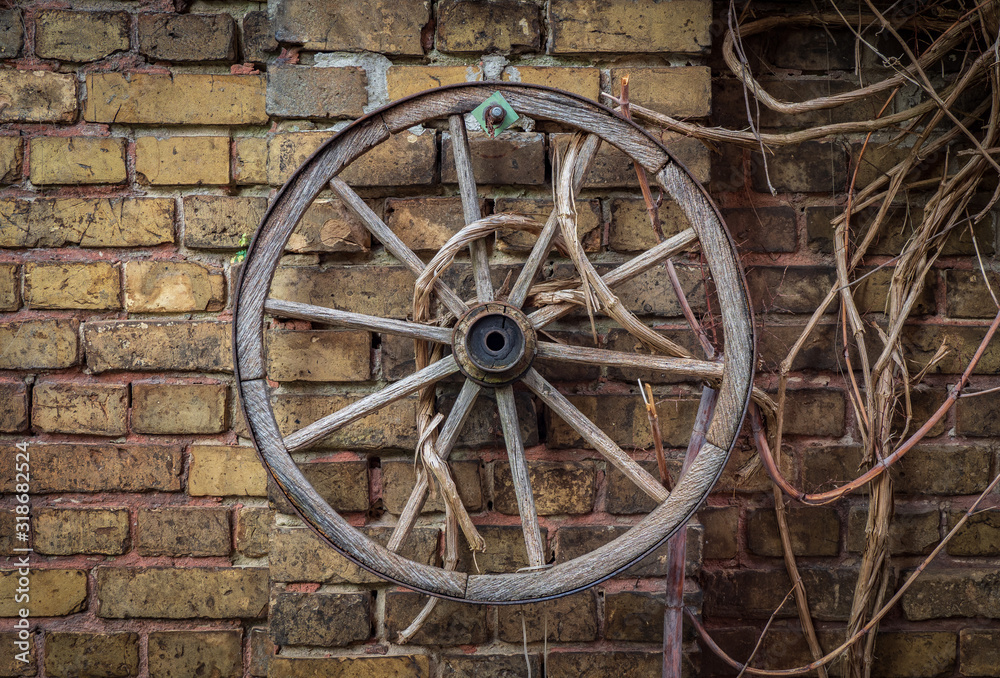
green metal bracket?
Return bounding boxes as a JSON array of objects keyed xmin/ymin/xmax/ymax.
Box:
[{"xmin": 472, "ymin": 92, "xmax": 518, "ymax": 138}]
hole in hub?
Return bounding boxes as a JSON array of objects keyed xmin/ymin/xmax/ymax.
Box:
[{"xmin": 485, "ymin": 330, "xmax": 506, "ymax": 353}]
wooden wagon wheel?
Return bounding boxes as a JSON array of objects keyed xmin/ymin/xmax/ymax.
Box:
[{"xmin": 233, "ymin": 83, "xmax": 754, "ymax": 604}]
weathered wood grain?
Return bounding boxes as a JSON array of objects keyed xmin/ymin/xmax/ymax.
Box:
[
  {"xmin": 284, "ymin": 356, "xmax": 459, "ymax": 452},
  {"xmin": 264, "ymin": 298, "xmax": 451, "ymax": 343},
  {"xmin": 496, "ymin": 384, "xmax": 546, "ymax": 568},
  {"xmin": 448, "ymin": 114, "xmax": 493, "ymax": 303}
]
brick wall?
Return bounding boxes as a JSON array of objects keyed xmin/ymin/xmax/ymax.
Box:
[{"xmin": 1, "ymin": 1, "xmax": 998, "ymax": 676}]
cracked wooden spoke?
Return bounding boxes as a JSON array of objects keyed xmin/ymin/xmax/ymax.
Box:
[
  {"xmin": 496, "ymin": 384, "xmax": 546, "ymax": 568},
  {"xmin": 528, "ymin": 227, "xmax": 698, "ymax": 329},
  {"xmin": 283, "ymin": 356, "xmax": 459, "ymax": 452},
  {"xmin": 448, "ymin": 115, "xmax": 493, "ymax": 302},
  {"xmin": 265, "ymin": 299, "xmax": 451, "ymax": 343},
  {"xmin": 388, "ymin": 379, "xmax": 482, "ymax": 553},
  {"xmin": 523, "ymin": 369, "xmax": 669, "ymax": 504},
  {"xmin": 508, "ymin": 133, "xmax": 602, "ymax": 309},
  {"xmin": 329, "ymin": 177, "xmax": 467, "ymax": 317},
  {"xmin": 536, "ymin": 342, "xmax": 723, "ymax": 380}
]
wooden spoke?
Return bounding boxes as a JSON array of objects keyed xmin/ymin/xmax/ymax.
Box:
[
  {"xmin": 329, "ymin": 177, "xmax": 468, "ymax": 317},
  {"xmin": 535, "ymin": 342, "xmax": 723, "ymax": 381},
  {"xmin": 522, "ymin": 369, "xmax": 669, "ymax": 504},
  {"xmin": 388, "ymin": 379, "xmax": 482, "ymax": 553},
  {"xmin": 235, "ymin": 83, "xmax": 755, "ymax": 604},
  {"xmin": 448, "ymin": 115, "xmax": 493, "ymax": 302},
  {"xmin": 507, "ymin": 134, "xmax": 602, "ymax": 309},
  {"xmin": 496, "ymin": 385, "xmax": 546, "ymax": 568},
  {"xmin": 283, "ymin": 356, "xmax": 459, "ymax": 452},
  {"xmin": 528, "ymin": 227, "xmax": 698, "ymax": 329},
  {"xmin": 264, "ymin": 298, "xmax": 452, "ymax": 343}
]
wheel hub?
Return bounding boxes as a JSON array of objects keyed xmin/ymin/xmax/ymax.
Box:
[{"xmin": 452, "ymin": 302, "xmax": 536, "ymax": 386}]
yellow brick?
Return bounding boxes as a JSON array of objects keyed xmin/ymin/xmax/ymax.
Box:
[
  {"xmin": 0, "ymin": 70, "xmax": 77, "ymax": 123},
  {"xmin": 85, "ymin": 73, "xmax": 266, "ymax": 125},
  {"xmin": 136, "ymin": 136, "xmax": 229, "ymax": 186},
  {"xmin": 386, "ymin": 65, "xmax": 481, "ymax": 100},
  {"xmin": 268, "ymin": 130, "xmax": 436, "ymax": 186},
  {"xmin": 0, "ymin": 319, "xmax": 78, "ymax": 369},
  {"xmin": 551, "ymin": 0, "xmax": 711, "ymax": 54},
  {"xmin": 35, "ymin": 10, "xmax": 129, "ymax": 62},
  {"xmin": 611, "ymin": 67, "xmax": 711, "ymax": 118},
  {"xmin": 233, "ymin": 136, "xmax": 268, "ymax": 185},
  {"xmin": 188, "ymin": 446, "xmax": 267, "ymax": 497},
  {"xmin": 0, "ymin": 263, "xmax": 18, "ymax": 311},
  {"xmin": 25, "ymin": 262, "xmax": 120, "ymax": 310},
  {"xmin": 0, "ymin": 198, "xmax": 174, "ymax": 248},
  {"xmin": 266, "ymin": 329, "xmax": 370, "ymax": 382},
  {"xmin": 29, "ymin": 137, "xmax": 126, "ymax": 185},
  {"xmin": 384, "ymin": 196, "xmax": 467, "ymax": 252},
  {"xmin": 32, "ymin": 382, "xmax": 128, "ymax": 436},
  {"xmin": 504, "ymin": 66, "xmax": 601, "ymax": 101},
  {"xmin": 0, "ymin": 570, "xmax": 87, "ymax": 617},
  {"xmin": 132, "ymin": 383, "xmax": 228, "ymax": 435},
  {"xmin": 266, "ymin": 131, "xmax": 332, "ymax": 185},
  {"xmin": 124, "ymin": 261, "xmax": 225, "ymax": 312},
  {"xmin": 0, "ymin": 135, "xmax": 22, "ymax": 183}
]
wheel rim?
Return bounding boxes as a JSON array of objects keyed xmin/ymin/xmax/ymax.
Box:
[{"xmin": 233, "ymin": 82, "xmax": 755, "ymax": 604}]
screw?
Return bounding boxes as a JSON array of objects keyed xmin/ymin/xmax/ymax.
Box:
[{"xmin": 486, "ymin": 105, "xmax": 506, "ymax": 125}]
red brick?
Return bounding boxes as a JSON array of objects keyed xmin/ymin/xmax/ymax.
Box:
[{"xmin": 0, "ymin": 443, "xmax": 182, "ymax": 493}]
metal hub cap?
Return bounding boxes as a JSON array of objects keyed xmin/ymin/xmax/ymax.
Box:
[{"xmin": 452, "ymin": 302, "xmax": 536, "ymax": 386}]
